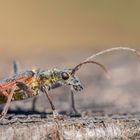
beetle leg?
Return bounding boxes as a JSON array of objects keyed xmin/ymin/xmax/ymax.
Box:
[
  {"xmin": 16, "ymin": 81, "xmax": 36, "ymax": 96},
  {"xmin": 0, "ymin": 86, "xmax": 16, "ymax": 119},
  {"xmin": 70, "ymin": 86, "xmax": 81, "ymax": 117},
  {"xmin": 13, "ymin": 61, "xmax": 19, "ymax": 75},
  {"xmin": 0, "ymin": 86, "xmax": 9, "ymax": 97},
  {"xmin": 40, "ymin": 85, "xmax": 55, "ymax": 110},
  {"xmin": 40, "ymin": 85, "xmax": 62, "ymax": 118}
]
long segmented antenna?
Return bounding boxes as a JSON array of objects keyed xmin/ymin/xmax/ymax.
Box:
[
  {"xmin": 85, "ymin": 47, "xmax": 140, "ymax": 61},
  {"xmin": 72, "ymin": 60, "xmax": 110, "ymax": 79},
  {"xmin": 71, "ymin": 47, "xmax": 140, "ymax": 79}
]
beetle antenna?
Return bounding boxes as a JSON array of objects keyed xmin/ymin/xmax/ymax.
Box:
[
  {"xmin": 85, "ymin": 47, "xmax": 140, "ymax": 61},
  {"xmin": 72, "ymin": 60, "xmax": 110, "ymax": 79}
]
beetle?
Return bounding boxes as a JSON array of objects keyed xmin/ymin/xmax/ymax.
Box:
[
  {"xmin": 0, "ymin": 47, "xmax": 139, "ymax": 119},
  {"xmin": 0, "ymin": 60, "xmax": 109, "ymax": 119}
]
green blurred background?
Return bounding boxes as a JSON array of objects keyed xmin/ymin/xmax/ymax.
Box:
[{"xmin": 0, "ymin": 0, "xmax": 140, "ymax": 58}]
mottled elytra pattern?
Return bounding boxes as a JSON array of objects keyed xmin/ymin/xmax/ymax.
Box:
[{"xmin": 0, "ymin": 69, "xmax": 83, "ymax": 102}]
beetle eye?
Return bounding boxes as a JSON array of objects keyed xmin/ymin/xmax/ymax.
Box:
[{"xmin": 61, "ymin": 72, "xmax": 69, "ymax": 80}]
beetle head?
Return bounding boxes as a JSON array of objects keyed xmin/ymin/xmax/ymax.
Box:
[
  {"xmin": 40, "ymin": 60, "xmax": 109, "ymax": 92},
  {"xmin": 54, "ymin": 68, "xmax": 83, "ymax": 91}
]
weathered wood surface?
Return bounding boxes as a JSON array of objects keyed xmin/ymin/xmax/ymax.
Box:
[{"xmin": 0, "ymin": 112, "xmax": 140, "ymax": 140}]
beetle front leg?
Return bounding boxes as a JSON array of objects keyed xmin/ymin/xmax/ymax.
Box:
[{"xmin": 70, "ymin": 86, "xmax": 81, "ymax": 117}]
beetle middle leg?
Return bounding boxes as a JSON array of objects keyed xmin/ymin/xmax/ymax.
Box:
[{"xmin": 40, "ymin": 85, "xmax": 62, "ymax": 118}]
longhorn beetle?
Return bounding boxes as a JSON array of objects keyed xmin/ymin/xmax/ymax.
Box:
[
  {"xmin": 0, "ymin": 60, "xmax": 109, "ymax": 119},
  {"xmin": 0, "ymin": 47, "xmax": 139, "ymax": 119}
]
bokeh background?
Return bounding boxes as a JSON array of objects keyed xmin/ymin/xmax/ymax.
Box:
[{"xmin": 0, "ymin": 0, "xmax": 140, "ymax": 115}]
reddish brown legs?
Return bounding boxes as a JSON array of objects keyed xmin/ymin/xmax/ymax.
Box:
[
  {"xmin": 40, "ymin": 85, "xmax": 61, "ymax": 118},
  {"xmin": 0, "ymin": 86, "xmax": 16, "ymax": 119},
  {"xmin": 0, "ymin": 86, "xmax": 9, "ymax": 97},
  {"xmin": 0, "ymin": 81, "xmax": 36, "ymax": 119}
]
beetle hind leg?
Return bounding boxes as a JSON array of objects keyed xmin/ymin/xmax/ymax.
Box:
[{"xmin": 0, "ymin": 86, "xmax": 16, "ymax": 119}]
